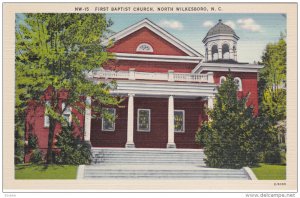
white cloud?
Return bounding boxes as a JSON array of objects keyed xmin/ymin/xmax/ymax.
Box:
[
  {"xmin": 224, "ymin": 20, "xmax": 236, "ymax": 29},
  {"xmin": 159, "ymin": 19, "xmax": 183, "ymax": 30},
  {"xmin": 237, "ymin": 18, "xmax": 262, "ymax": 32},
  {"xmin": 203, "ymin": 20, "xmax": 214, "ymax": 28}
]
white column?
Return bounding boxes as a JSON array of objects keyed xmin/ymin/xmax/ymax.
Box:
[
  {"xmin": 208, "ymin": 96, "xmax": 214, "ymax": 109},
  {"xmin": 126, "ymin": 93, "xmax": 135, "ymax": 148},
  {"xmin": 207, "ymin": 72, "xmax": 214, "ymax": 83},
  {"xmin": 207, "ymin": 50, "xmax": 212, "ymax": 61},
  {"xmin": 84, "ymin": 96, "xmax": 91, "ymax": 144},
  {"xmin": 229, "ymin": 49, "xmax": 234, "ymax": 60},
  {"xmin": 218, "ymin": 48, "xmax": 222, "ymax": 59},
  {"xmin": 167, "ymin": 95, "xmax": 176, "ymax": 148}
]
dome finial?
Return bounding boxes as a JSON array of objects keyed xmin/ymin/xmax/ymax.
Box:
[{"xmin": 218, "ymin": 19, "xmax": 222, "ymax": 23}]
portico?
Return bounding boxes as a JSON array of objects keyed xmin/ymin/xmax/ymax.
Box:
[{"xmin": 84, "ymin": 69, "xmax": 217, "ymax": 149}]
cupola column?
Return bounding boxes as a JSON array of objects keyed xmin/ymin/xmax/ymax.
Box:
[
  {"xmin": 207, "ymin": 49, "xmax": 212, "ymax": 61},
  {"xmin": 218, "ymin": 47, "xmax": 222, "ymax": 59},
  {"xmin": 229, "ymin": 48, "xmax": 234, "ymax": 60}
]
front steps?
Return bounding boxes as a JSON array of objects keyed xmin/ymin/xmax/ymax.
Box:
[
  {"xmin": 79, "ymin": 148, "xmax": 251, "ymax": 180},
  {"xmin": 91, "ymin": 148, "xmax": 206, "ymax": 165}
]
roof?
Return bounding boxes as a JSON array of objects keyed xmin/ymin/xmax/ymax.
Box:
[
  {"xmin": 203, "ymin": 19, "xmax": 239, "ymax": 42},
  {"xmin": 102, "ymin": 18, "xmax": 203, "ymax": 57}
]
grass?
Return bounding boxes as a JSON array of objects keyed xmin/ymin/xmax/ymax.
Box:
[
  {"xmin": 15, "ymin": 164, "xmax": 78, "ymax": 179},
  {"xmin": 251, "ymin": 163, "xmax": 286, "ymax": 180}
]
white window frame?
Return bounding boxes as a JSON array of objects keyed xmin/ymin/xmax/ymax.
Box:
[
  {"xmin": 101, "ymin": 108, "xmax": 116, "ymax": 132},
  {"xmin": 174, "ymin": 110, "xmax": 185, "ymax": 133},
  {"xmin": 44, "ymin": 101, "xmax": 50, "ymax": 128},
  {"xmin": 219, "ymin": 76, "xmax": 226, "ymax": 85},
  {"xmin": 136, "ymin": 43, "xmax": 154, "ymax": 53},
  {"xmin": 234, "ymin": 77, "xmax": 243, "ymax": 91},
  {"xmin": 62, "ymin": 102, "xmax": 72, "ymax": 125},
  {"xmin": 137, "ymin": 109, "xmax": 151, "ymax": 132}
]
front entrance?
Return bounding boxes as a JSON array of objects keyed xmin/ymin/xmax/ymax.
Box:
[{"xmin": 90, "ymin": 97, "xmax": 205, "ymax": 149}]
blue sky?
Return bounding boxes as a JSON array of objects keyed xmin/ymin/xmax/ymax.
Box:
[{"xmin": 106, "ymin": 13, "xmax": 286, "ymax": 63}]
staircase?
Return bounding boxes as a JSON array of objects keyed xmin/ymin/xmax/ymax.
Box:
[
  {"xmin": 79, "ymin": 148, "xmax": 251, "ymax": 180},
  {"xmin": 91, "ymin": 148, "xmax": 206, "ymax": 165}
]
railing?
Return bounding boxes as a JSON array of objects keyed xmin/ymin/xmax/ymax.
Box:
[{"xmin": 91, "ymin": 69, "xmax": 214, "ymax": 83}]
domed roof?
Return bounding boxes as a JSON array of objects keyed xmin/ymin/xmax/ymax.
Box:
[{"xmin": 206, "ymin": 19, "xmax": 237, "ymax": 37}]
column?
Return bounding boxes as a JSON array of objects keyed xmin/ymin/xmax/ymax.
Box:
[
  {"xmin": 218, "ymin": 48, "xmax": 222, "ymax": 59},
  {"xmin": 208, "ymin": 96, "xmax": 214, "ymax": 109},
  {"xmin": 207, "ymin": 72, "xmax": 214, "ymax": 83},
  {"xmin": 229, "ymin": 49, "xmax": 234, "ymax": 60},
  {"xmin": 84, "ymin": 96, "xmax": 91, "ymax": 145},
  {"xmin": 167, "ymin": 95, "xmax": 176, "ymax": 148},
  {"xmin": 207, "ymin": 50, "xmax": 212, "ymax": 61},
  {"xmin": 126, "ymin": 94, "xmax": 135, "ymax": 148}
]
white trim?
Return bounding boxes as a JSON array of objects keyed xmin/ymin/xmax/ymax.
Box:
[
  {"xmin": 44, "ymin": 101, "xmax": 50, "ymax": 128},
  {"xmin": 136, "ymin": 43, "xmax": 153, "ymax": 53},
  {"xmin": 137, "ymin": 108, "xmax": 151, "ymax": 132},
  {"xmin": 114, "ymin": 53, "xmax": 202, "ymax": 63},
  {"xmin": 108, "ymin": 80, "xmax": 217, "ymax": 98},
  {"xmin": 220, "ymin": 76, "xmax": 226, "ymax": 84},
  {"xmin": 102, "ymin": 18, "xmax": 203, "ymax": 57},
  {"xmin": 234, "ymin": 77, "xmax": 243, "ymax": 91},
  {"xmin": 101, "ymin": 108, "xmax": 116, "ymax": 132},
  {"xmin": 243, "ymin": 167, "xmax": 257, "ymax": 180},
  {"xmin": 174, "ymin": 110, "xmax": 185, "ymax": 133},
  {"xmin": 76, "ymin": 165, "xmax": 85, "ymax": 180},
  {"xmin": 62, "ymin": 102, "xmax": 72, "ymax": 125},
  {"xmin": 195, "ymin": 62, "xmax": 264, "ymax": 73}
]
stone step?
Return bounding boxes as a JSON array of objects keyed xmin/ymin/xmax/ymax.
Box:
[{"xmin": 84, "ymin": 170, "xmax": 244, "ymax": 175}]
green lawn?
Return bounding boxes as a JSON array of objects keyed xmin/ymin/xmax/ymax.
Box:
[
  {"xmin": 251, "ymin": 163, "xmax": 286, "ymax": 180},
  {"xmin": 15, "ymin": 164, "xmax": 78, "ymax": 179}
]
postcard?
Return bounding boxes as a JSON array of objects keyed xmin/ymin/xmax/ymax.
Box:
[{"xmin": 2, "ymin": 2, "xmax": 297, "ymax": 193}]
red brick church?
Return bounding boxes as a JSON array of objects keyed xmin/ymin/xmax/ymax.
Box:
[{"xmin": 25, "ymin": 18, "xmax": 263, "ymax": 156}]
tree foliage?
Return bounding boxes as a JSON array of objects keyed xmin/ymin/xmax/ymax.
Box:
[
  {"xmin": 16, "ymin": 13, "xmax": 120, "ymax": 163},
  {"xmin": 258, "ymin": 38, "xmax": 286, "ymax": 122},
  {"xmin": 54, "ymin": 126, "xmax": 91, "ymax": 165},
  {"xmin": 196, "ymin": 76, "xmax": 271, "ymax": 169}
]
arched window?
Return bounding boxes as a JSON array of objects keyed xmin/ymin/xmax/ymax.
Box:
[
  {"xmin": 222, "ymin": 43, "xmax": 230, "ymax": 59},
  {"xmin": 136, "ymin": 43, "xmax": 153, "ymax": 53},
  {"xmin": 234, "ymin": 77, "xmax": 242, "ymax": 91},
  {"xmin": 219, "ymin": 76, "xmax": 226, "ymax": 85},
  {"xmin": 211, "ymin": 45, "xmax": 218, "ymax": 60}
]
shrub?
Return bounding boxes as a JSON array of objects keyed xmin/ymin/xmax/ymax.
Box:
[
  {"xmin": 30, "ymin": 149, "xmax": 43, "ymax": 164},
  {"xmin": 54, "ymin": 126, "xmax": 91, "ymax": 165},
  {"xmin": 28, "ymin": 134, "xmax": 38, "ymax": 149},
  {"xmin": 195, "ymin": 75, "xmax": 270, "ymax": 169}
]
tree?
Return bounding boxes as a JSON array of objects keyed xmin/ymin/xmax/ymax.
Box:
[
  {"xmin": 258, "ymin": 37, "xmax": 286, "ymax": 122},
  {"xmin": 16, "ymin": 13, "xmax": 120, "ymax": 164},
  {"xmin": 195, "ymin": 75, "xmax": 269, "ymax": 169}
]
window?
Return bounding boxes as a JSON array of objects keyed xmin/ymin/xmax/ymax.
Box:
[
  {"xmin": 44, "ymin": 101, "xmax": 50, "ymax": 128},
  {"xmin": 136, "ymin": 43, "xmax": 153, "ymax": 53},
  {"xmin": 234, "ymin": 77, "xmax": 243, "ymax": 91},
  {"xmin": 102, "ymin": 108, "xmax": 116, "ymax": 131},
  {"xmin": 219, "ymin": 76, "xmax": 226, "ymax": 85},
  {"xmin": 174, "ymin": 110, "xmax": 185, "ymax": 132},
  {"xmin": 62, "ymin": 102, "xmax": 72, "ymax": 125},
  {"xmin": 137, "ymin": 109, "xmax": 151, "ymax": 132}
]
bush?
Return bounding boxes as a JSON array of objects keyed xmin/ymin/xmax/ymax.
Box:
[
  {"xmin": 195, "ymin": 75, "xmax": 270, "ymax": 169},
  {"xmin": 54, "ymin": 126, "xmax": 91, "ymax": 165},
  {"xmin": 28, "ymin": 134, "xmax": 39, "ymax": 149},
  {"xmin": 264, "ymin": 149, "xmax": 281, "ymax": 164},
  {"xmin": 30, "ymin": 149, "xmax": 43, "ymax": 164}
]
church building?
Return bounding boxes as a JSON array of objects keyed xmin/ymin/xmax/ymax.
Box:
[{"xmin": 25, "ymin": 18, "xmax": 263, "ymax": 157}]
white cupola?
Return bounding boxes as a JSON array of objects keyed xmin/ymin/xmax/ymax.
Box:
[{"xmin": 202, "ymin": 19, "xmax": 239, "ymax": 62}]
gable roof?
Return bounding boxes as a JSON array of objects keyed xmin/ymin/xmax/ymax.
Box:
[{"xmin": 102, "ymin": 18, "xmax": 203, "ymax": 57}]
